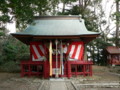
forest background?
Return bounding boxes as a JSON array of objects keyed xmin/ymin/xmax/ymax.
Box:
[{"xmin": 0, "ymin": 0, "xmax": 120, "ymax": 72}]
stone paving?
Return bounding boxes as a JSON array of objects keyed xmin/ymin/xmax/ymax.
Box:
[{"xmin": 50, "ymin": 81, "xmax": 67, "ymax": 90}]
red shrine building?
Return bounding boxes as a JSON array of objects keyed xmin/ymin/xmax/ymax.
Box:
[
  {"xmin": 12, "ymin": 16, "xmax": 99, "ymax": 78},
  {"xmin": 106, "ymin": 46, "xmax": 120, "ymax": 66}
]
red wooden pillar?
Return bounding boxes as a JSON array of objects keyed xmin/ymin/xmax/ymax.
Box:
[
  {"xmin": 84, "ymin": 64, "xmax": 86, "ymax": 76},
  {"xmin": 43, "ymin": 61, "xmax": 47, "ymax": 78},
  {"xmin": 67, "ymin": 61, "xmax": 71, "ymax": 78},
  {"xmin": 83, "ymin": 64, "xmax": 85, "ymax": 76},
  {"xmin": 86, "ymin": 64, "xmax": 88, "ymax": 76},
  {"xmin": 28, "ymin": 64, "xmax": 31, "ymax": 77}
]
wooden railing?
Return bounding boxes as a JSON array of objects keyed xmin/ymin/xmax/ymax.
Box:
[
  {"xmin": 67, "ymin": 61, "xmax": 93, "ymax": 78},
  {"xmin": 20, "ymin": 60, "xmax": 93, "ymax": 78},
  {"xmin": 20, "ymin": 60, "xmax": 49, "ymax": 78}
]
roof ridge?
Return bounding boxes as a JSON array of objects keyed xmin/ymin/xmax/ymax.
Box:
[{"xmin": 34, "ymin": 15, "xmax": 81, "ymax": 20}]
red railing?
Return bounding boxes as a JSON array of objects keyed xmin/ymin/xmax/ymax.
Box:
[
  {"xmin": 67, "ymin": 60, "xmax": 93, "ymax": 78},
  {"xmin": 20, "ymin": 60, "xmax": 93, "ymax": 78},
  {"xmin": 20, "ymin": 60, "xmax": 49, "ymax": 78}
]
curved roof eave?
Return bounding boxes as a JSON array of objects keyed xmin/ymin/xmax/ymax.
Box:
[{"xmin": 11, "ymin": 15, "xmax": 100, "ymax": 44}]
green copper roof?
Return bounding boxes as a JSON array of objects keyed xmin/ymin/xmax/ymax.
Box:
[
  {"xmin": 12, "ymin": 16, "xmax": 99, "ymax": 36},
  {"xmin": 11, "ymin": 16, "xmax": 100, "ymax": 44}
]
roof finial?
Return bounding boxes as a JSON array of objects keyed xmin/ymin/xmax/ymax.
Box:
[
  {"xmin": 79, "ymin": 14, "xmax": 82, "ymax": 22},
  {"xmin": 79, "ymin": 14, "xmax": 82, "ymax": 18}
]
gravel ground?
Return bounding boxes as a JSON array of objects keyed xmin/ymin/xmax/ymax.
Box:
[
  {"xmin": 71, "ymin": 65, "xmax": 120, "ymax": 90},
  {"xmin": 0, "ymin": 73, "xmax": 43, "ymax": 90},
  {"xmin": 0, "ymin": 65, "xmax": 119, "ymax": 90},
  {"xmin": 78, "ymin": 88, "xmax": 120, "ymax": 90}
]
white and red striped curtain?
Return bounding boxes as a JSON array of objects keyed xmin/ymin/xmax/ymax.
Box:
[
  {"xmin": 30, "ymin": 42, "xmax": 48, "ymax": 61},
  {"xmin": 67, "ymin": 42, "xmax": 84, "ymax": 61}
]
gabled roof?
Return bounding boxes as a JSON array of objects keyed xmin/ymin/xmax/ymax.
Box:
[
  {"xmin": 106, "ymin": 46, "xmax": 120, "ymax": 54},
  {"xmin": 11, "ymin": 16, "xmax": 100, "ymax": 44}
]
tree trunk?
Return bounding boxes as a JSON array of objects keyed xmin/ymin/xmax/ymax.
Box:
[
  {"xmin": 78, "ymin": 0, "xmax": 81, "ymax": 13},
  {"xmin": 115, "ymin": 0, "xmax": 119, "ymax": 46},
  {"xmin": 92, "ymin": 46, "xmax": 95, "ymax": 64},
  {"xmin": 62, "ymin": 1, "xmax": 65, "ymax": 14},
  {"xmin": 97, "ymin": 46, "xmax": 100, "ymax": 65}
]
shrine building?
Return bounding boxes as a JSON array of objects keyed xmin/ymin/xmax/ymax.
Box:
[
  {"xmin": 106, "ymin": 46, "xmax": 120, "ymax": 66},
  {"xmin": 11, "ymin": 16, "xmax": 100, "ymax": 78}
]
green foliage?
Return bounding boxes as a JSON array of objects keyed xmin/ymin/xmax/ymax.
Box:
[
  {"xmin": 116, "ymin": 0, "xmax": 120, "ymax": 2},
  {"xmin": 0, "ymin": 32, "xmax": 5, "ymax": 36},
  {"xmin": 0, "ymin": 15, "xmax": 10, "ymax": 23},
  {"xmin": 0, "ymin": 0, "xmax": 52, "ymax": 31},
  {"xmin": 57, "ymin": 1, "xmax": 99, "ymax": 32},
  {"xmin": 2, "ymin": 36, "xmax": 29, "ymax": 61},
  {"xmin": 87, "ymin": 37, "xmax": 113, "ymax": 65},
  {"xmin": 0, "ymin": 61, "xmax": 20, "ymax": 73},
  {"xmin": 112, "ymin": 12, "xmax": 120, "ymax": 22},
  {"xmin": 0, "ymin": 0, "xmax": 119, "ymax": 67},
  {"xmin": 0, "ymin": 36, "xmax": 29, "ymax": 72}
]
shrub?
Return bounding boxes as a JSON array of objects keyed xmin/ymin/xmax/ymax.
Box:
[
  {"xmin": 0, "ymin": 35, "xmax": 29, "ymax": 72},
  {"xmin": 0, "ymin": 61, "xmax": 20, "ymax": 72}
]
